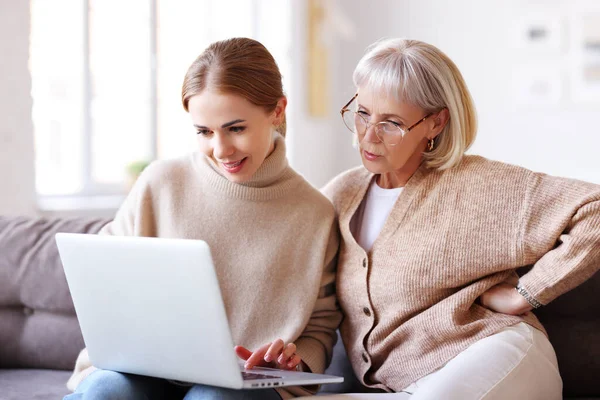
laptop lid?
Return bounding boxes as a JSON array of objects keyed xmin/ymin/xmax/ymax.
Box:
[
  {"xmin": 56, "ymin": 233, "xmax": 343, "ymax": 390},
  {"xmin": 56, "ymin": 233, "xmax": 245, "ymax": 389}
]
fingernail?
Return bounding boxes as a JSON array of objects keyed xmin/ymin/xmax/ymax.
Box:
[
  {"xmin": 278, "ymin": 355, "xmax": 284, "ymax": 364},
  {"xmin": 264, "ymin": 355, "xmax": 271, "ymax": 362}
]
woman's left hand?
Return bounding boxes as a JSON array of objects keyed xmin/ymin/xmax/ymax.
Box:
[
  {"xmin": 235, "ymin": 339, "xmax": 303, "ymax": 371},
  {"xmin": 479, "ymin": 283, "xmax": 532, "ymax": 315}
]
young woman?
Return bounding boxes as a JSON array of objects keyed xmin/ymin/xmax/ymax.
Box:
[
  {"xmin": 322, "ymin": 38, "xmax": 600, "ymax": 399},
  {"xmin": 64, "ymin": 37, "xmax": 341, "ymax": 400}
]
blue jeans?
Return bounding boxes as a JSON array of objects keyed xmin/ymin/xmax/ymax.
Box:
[{"xmin": 64, "ymin": 370, "xmax": 283, "ymax": 400}]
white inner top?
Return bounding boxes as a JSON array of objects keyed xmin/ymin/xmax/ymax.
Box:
[{"xmin": 355, "ymin": 179, "xmax": 403, "ymax": 252}]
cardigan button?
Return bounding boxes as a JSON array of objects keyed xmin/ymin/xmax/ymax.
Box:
[
  {"xmin": 363, "ymin": 307, "xmax": 371, "ymax": 317},
  {"xmin": 362, "ymin": 258, "xmax": 367, "ymax": 268},
  {"xmin": 362, "ymin": 352, "xmax": 369, "ymax": 363}
]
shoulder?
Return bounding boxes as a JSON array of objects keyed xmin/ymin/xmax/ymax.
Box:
[
  {"xmin": 321, "ymin": 166, "xmax": 371, "ymax": 212},
  {"xmin": 448, "ymin": 155, "xmax": 600, "ymax": 192},
  {"xmin": 435, "ymin": 155, "xmax": 599, "ymax": 204},
  {"xmin": 136, "ymin": 154, "xmax": 196, "ymax": 188},
  {"xmin": 439, "ymin": 155, "xmax": 534, "ymax": 189},
  {"xmin": 451, "ymin": 155, "xmax": 532, "ymax": 178},
  {"xmin": 121, "ymin": 155, "xmax": 198, "ymax": 208},
  {"xmin": 289, "ymin": 172, "xmax": 336, "ymax": 220}
]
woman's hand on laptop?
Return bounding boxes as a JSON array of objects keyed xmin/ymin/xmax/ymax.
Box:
[{"xmin": 235, "ymin": 339, "xmax": 302, "ymax": 371}]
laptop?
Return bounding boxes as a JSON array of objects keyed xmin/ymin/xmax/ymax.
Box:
[{"xmin": 55, "ymin": 233, "xmax": 343, "ymax": 389}]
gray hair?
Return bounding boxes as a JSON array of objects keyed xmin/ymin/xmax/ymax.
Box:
[{"xmin": 353, "ymin": 38, "xmax": 477, "ymax": 169}]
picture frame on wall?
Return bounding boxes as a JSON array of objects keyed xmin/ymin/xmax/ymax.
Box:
[
  {"xmin": 512, "ymin": 65, "xmax": 563, "ymax": 108},
  {"xmin": 512, "ymin": 12, "xmax": 564, "ymax": 53},
  {"xmin": 569, "ymin": 11, "xmax": 600, "ymax": 103}
]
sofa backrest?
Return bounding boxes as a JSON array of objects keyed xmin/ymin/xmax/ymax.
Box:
[
  {"xmin": 534, "ymin": 270, "xmax": 600, "ymax": 398},
  {"xmin": 0, "ymin": 216, "xmax": 109, "ymax": 370}
]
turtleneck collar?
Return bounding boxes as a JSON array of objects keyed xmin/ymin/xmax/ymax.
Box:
[{"xmin": 192, "ymin": 133, "xmax": 300, "ymax": 201}]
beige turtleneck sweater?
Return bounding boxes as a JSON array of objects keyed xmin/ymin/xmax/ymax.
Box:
[
  {"xmin": 66, "ymin": 135, "xmax": 342, "ymax": 399},
  {"xmin": 322, "ymin": 155, "xmax": 600, "ymax": 392}
]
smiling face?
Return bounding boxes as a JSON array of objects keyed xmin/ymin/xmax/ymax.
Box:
[
  {"xmin": 188, "ymin": 90, "xmax": 286, "ymax": 183},
  {"xmin": 354, "ymin": 86, "xmax": 448, "ymax": 187}
]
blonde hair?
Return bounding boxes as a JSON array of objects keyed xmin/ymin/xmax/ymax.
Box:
[
  {"xmin": 182, "ymin": 37, "xmax": 287, "ymax": 136},
  {"xmin": 353, "ymin": 38, "xmax": 477, "ymax": 169}
]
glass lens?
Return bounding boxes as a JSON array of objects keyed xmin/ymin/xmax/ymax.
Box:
[
  {"xmin": 380, "ymin": 122, "xmax": 402, "ymax": 134},
  {"xmin": 375, "ymin": 123, "xmax": 405, "ymax": 145},
  {"xmin": 342, "ymin": 111, "xmax": 357, "ymax": 133}
]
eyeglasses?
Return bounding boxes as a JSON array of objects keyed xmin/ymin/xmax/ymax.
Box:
[{"xmin": 340, "ymin": 93, "xmax": 432, "ymax": 146}]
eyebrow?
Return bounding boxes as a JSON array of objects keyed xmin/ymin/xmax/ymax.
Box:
[
  {"xmin": 194, "ymin": 119, "xmax": 246, "ymax": 130},
  {"xmin": 357, "ymin": 104, "xmax": 405, "ymax": 123}
]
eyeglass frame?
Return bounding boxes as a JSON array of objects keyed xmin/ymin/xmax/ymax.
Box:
[{"xmin": 340, "ymin": 93, "xmax": 433, "ymax": 146}]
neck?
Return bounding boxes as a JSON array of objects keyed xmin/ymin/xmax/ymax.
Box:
[
  {"xmin": 265, "ymin": 130, "xmax": 277, "ymax": 158},
  {"xmin": 200, "ymin": 133, "xmax": 290, "ymax": 192},
  {"xmin": 376, "ymin": 144, "xmax": 426, "ymax": 189}
]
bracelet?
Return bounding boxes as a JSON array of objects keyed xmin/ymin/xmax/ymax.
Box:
[{"xmin": 515, "ymin": 282, "xmax": 542, "ymax": 309}]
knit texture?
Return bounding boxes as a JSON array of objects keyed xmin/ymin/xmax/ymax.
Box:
[
  {"xmin": 322, "ymin": 155, "xmax": 600, "ymax": 392},
  {"xmin": 67, "ymin": 135, "xmax": 342, "ymax": 398}
]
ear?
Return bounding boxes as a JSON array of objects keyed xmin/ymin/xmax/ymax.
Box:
[
  {"xmin": 428, "ymin": 108, "xmax": 450, "ymax": 140},
  {"xmin": 272, "ymin": 97, "xmax": 287, "ymax": 126}
]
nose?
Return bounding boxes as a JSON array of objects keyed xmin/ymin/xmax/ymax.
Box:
[
  {"xmin": 362, "ymin": 123, "xmax": 382, "ymax": 144},
  {"xmin": 212, "ymin": 132, "xmax": 235, "ymax": 160}
]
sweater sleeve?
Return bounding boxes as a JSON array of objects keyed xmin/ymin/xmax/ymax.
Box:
[
  {"xmin": 294, "ymin": 219, "xmax": 343, "ymax": 375},
  {"xmin": 518, "ymin": 171, "xmax": 600, "ymax": 305}
]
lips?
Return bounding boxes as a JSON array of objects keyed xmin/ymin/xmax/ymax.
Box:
[
  {"xmin": 363, "ymin": 150, "xmax": 381, "ymax": 161},
  {"xmin": 221, "ymin": 157, "xmax": 247, "ymax": 173},
  {"xmin": 223, "ymin": 159, "xmax": 244, "ymax": 168}
]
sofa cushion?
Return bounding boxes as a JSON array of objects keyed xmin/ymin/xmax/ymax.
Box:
[
  {"xmin": 0, "ymin": 216, "xmax": 109, "ymax": 369},
  {"xmin": 0, "ymin": 369, "xmax": 72, "ymax": 400}
]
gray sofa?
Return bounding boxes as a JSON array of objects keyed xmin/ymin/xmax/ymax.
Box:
[{"xmin": 0, "ymin": 216, "xmax": 598, "ymax": 399}]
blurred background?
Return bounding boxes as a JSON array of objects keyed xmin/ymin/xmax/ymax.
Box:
[{"xmin": 1, "ymin": 0, "xmax": 599, "ymax": 218}]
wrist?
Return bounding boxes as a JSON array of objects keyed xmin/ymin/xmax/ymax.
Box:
[
  {"xmin": 515, "ymin": 281, "xmax": 541, "ymax": 310},
  {"xmin": 513, "ymin": 291, "xmax": 532, "ymax": 314}
]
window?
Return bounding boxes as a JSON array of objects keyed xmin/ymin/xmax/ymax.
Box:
[{"xmin": 30, "ymin": 0, "xmax": 292, "ymax": 202}]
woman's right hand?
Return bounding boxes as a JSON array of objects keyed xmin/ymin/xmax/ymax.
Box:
[{"xmin": 235, "ymin": 339, "xmax": 302, "ymax": 371}]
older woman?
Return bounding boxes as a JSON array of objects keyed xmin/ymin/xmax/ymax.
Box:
[{"xmin": 322, "ymin": 39, "xmax": 600, "ymax": 399}]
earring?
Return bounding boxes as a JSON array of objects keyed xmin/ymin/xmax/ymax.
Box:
[{"xmin": 427, "ymin": 139, "xmax": 435, "ymax": 151}]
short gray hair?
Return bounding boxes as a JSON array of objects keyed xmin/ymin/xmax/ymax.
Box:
[{"xmin": 353, "ymin": 38, "xmax": 477, "ymax": 169}]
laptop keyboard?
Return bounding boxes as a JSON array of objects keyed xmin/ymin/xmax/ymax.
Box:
[{"xmin": 242, "ymin": 371, "xmax": 282, "ymax": 380}]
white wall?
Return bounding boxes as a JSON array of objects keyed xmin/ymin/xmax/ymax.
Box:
[
  {"xmin": 407, "ymin": 0, "xmax": 600, "ymax": 184},
  {"xmin": 0, "ymin": 0, "xmax": 36, "ymax": 216},
  {"xmin": 290, "ymin": 0, "xmax": 600, "ymax": 188},
  {"xmin": 287, "ymin": 0, "xmax": 340, "ymax": 188},
  {"xmin": 3, "ymin": 0, "xmax": 599, "ymax": 218},
  {"xmin": 288, "ymin": 0, "xmax": 411, "ymax": 188}
]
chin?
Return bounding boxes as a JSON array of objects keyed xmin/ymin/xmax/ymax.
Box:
[
  {"xmin": 223, "ymin": 165, "xmax": 258, "ymax": 183},
  {"xmin": 360, "ymin": 157, "xmax": 389, "ymax": 175}
]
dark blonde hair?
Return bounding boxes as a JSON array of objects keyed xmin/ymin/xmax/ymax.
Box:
[{"xmin": 182, "ymin": 37, "xmax": 287, "ymax": 136}]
